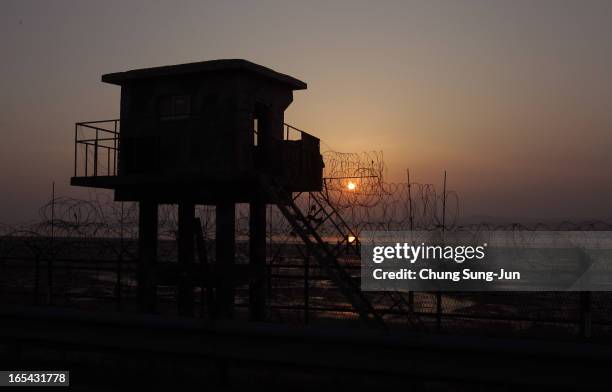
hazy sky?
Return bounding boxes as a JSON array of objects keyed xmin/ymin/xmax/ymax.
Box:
[{"xmin": 1, "ymin": 0, "xmax": 611, "ymax": 223}]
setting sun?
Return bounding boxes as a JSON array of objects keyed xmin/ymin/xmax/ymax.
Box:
[{"xmin": 347, "ymin": 181, "xmax": 356, "ymax": 191}]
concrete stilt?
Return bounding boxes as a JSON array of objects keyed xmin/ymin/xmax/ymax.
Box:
[
  {"xmin": 138, "ymin": 200, "xmax": 158, "ymax": 313},
  {"xmin": 249, "ymin": 198, "xmax": 267, "ymax": 321},
  {"xmin": 178, "ymin": 202, "xmax": 195, "ymax": 317},
  {"xmin": 216, "ymin": 202, "xmax": 235, "ymax": 318}
]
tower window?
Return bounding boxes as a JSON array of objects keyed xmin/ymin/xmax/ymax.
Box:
[
  {"xmin": 159, "ymin": 95, "xmax": 191, "ymax": 120},
  {"xmin": 253, "ymin": 118, "xmax": 259, "ymax": 146}
]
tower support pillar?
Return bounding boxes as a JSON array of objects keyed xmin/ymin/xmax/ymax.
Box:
[
  {"xmin": 216, "ymin": 202, "xmax": 235, "ymax": 318},
  {"xmin": 249, "ymin": 197, "xmax": 267, "ymax": 321},
  {"xmin": 138, "ymin": 200, "xmax": 158, "ymax": 312},
  {"xmin": 178, "ymin": 201, "xmax": 195, "ymax": 317}
]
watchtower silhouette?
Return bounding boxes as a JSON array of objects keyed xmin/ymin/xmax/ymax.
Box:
[
  {"xmin": 71, "ymin": 60, "xmax": 323, "ymax": 319},
  {"xmin": 72, "ymin": 60, "xmax": 384, "ymax": 326}
]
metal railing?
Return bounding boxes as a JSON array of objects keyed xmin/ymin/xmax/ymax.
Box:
[
  {"xmin": 284, "ymin": 122, "xmax": 316, "ymax": 142},
  {"xmin": 73, "ymin": 120, "xmax": 312, "ymax": 178},
  {"xmin": 74, "ymin": 119, "xmax": 120, "ymax": 177}
]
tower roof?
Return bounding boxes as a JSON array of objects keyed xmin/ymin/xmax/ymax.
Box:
[{"xmin": 101, "ymin": 59, "xmax": 307, "ymax": 90}]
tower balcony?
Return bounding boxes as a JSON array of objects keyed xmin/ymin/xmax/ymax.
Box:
[
  {"xmin": 71, "ymin": 120, "xmax": 323, "ymax": 201},
  {"xmin": 72, "ymin": 119, "xmax": 120, "ymax": 180}
]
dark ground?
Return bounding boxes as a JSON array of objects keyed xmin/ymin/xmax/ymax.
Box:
[{"xmin": 1, "ymin": 236, "xmax": 612, "ymax": 390}]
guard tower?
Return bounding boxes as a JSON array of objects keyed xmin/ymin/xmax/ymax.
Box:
[{"xmin": 71, "ymin": 59, "xmax": 324, "ymax": 319}]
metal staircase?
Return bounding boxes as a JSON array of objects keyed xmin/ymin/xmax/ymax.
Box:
[
  {"xmin": 262, "ymin": 177, "xmax": 385, "ymax": 328},
  {"xmin": 306, "ymin": 190, "xmax": 422, "ymax": 328},
  {"xmin": 305, "ymin": 191, "xmax": 361, "ymax": 257}
]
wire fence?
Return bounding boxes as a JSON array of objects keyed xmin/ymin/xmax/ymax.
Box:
[{"xmin": 1, "ymin": 150, "xmax": 612, "ymax": 340}]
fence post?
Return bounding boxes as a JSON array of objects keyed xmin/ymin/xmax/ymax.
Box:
[
  {"xmin": 304, "ymin": 249, "xmax": 310, "ymax": 325},
  {"xmin": 436, "ymin": 291, "xmax": 442, "ymax": 332},
  {"xmin": 580, "ymin": 291, "xmax": 592, "ymax": 340},
  {"xmin": 34, "ymin": 254, "xmax": 40, "ymax": 305},
  {"xmin": 114, "ymin": 120, "xmax": 118, "ymax": 175},
  {"xmin": 408, "ymin": 291, "xmax": 414, "ymax": 313},
  {"xmin": 115, "ymin": 252, "xmax": 122, "ymax": 311},
  {"xmin": 74, "ymin": 123, "xmax": 78, "ymax": 176},
  {"xmin": 93, "ymin": 129, "xmax": 98, "ymax": 176},
  {"xmin": 47, "ymin": 183, "xmax": 55, "ymax": 306}
]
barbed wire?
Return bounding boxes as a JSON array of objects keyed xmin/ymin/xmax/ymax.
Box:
[
  {"xmin": 0, "ymin": 151, "xmax": 610, "ymax": 245},
  {"xmin": 1, "ymin": 151, "xmax": 611, "ymax": 331},
  {"xmin": 314, "ymin": 150, "xmax": 457, "ymax": 233}
]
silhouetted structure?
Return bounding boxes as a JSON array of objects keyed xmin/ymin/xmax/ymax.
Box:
[{"xmin": 71, "ymin": 59, "xmax": 324, "ymax": 319}]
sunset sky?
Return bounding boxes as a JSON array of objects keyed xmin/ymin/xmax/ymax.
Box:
[{"xmin": 1, "ymin": 0, "xmax": 612, "ymax": 223}]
